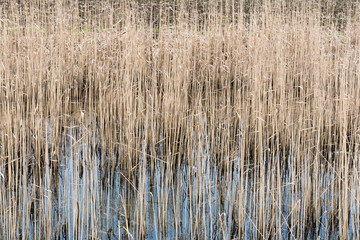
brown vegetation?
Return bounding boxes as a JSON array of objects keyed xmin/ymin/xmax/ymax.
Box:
[{"xmin": 0, "ymin": 0, "xmax": 359, "ymax": 239}]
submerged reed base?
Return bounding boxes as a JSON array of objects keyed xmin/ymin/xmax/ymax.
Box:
[{"xmin": 0, "ymin": 0, "xmax": 359, "ymax": 239}]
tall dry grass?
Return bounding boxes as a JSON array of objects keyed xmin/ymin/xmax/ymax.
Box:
[{"xmin": 0, "ymin": 0, "xmax": 359, "ymax": 239}]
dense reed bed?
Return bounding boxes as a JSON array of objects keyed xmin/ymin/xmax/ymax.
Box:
[{"xmin": 0, "ymin": 0, "xmax": 359, "ymax": 239}]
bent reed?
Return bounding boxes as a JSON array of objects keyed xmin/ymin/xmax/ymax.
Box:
[{"xmin": 0, "ymin": 0, "xmax": 359, "ymax": 239}]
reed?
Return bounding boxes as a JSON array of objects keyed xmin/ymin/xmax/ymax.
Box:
[{"xmin": 0, "ymin": 0, "xmax": 359, "ymax": 239}]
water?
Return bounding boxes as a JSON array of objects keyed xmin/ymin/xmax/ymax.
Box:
[{"xmin": 0, "ymin": 122, "xmax": 359, "ymax": 239}]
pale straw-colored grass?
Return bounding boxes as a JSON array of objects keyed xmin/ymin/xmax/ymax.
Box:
[{"xmin": 0, "ymin": 0, "xmax": 359, "ymax": 239}]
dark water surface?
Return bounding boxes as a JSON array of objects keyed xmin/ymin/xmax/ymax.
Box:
[{"xmin": 1, "ymin": 122, "xmax": 359, "ymax": 239}]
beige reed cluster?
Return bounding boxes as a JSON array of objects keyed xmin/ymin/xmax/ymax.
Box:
[{"xmin": 0, "ymin": 0, "xmax": 359, "ymax": 239}]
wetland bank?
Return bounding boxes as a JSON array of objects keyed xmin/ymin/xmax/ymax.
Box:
[{"xmin": 0, "ymin": 0, "xmax": 360, "ymax": 239}]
